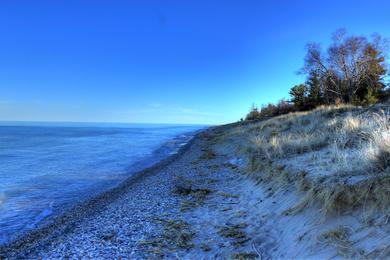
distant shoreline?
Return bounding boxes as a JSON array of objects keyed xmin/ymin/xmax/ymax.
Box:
[{"xmin": 0, "ymin": 120, "xmax": 210, "ymax": 128}]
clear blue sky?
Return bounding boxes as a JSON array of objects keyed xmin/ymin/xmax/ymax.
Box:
[{"xmin": 1, "ymin": 0, "xmax": 389, "ymax": 124}]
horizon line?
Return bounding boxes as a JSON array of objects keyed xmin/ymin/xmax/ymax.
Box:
[{"xmin": 0, "ymin": 119, "xmax": 213, "ymax": 127}]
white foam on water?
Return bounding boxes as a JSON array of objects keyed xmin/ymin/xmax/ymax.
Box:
[{"xmin": 26, "ymin": 201, "xmax": 54, "ymax": 230}]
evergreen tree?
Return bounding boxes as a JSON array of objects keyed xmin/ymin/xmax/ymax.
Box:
[
  {"xmin": 306, "ymin": 72, "xmax": 323, "ymax": 108},
  {"xmin": 362, "ymin": 88, "xmax": 378, "ymax": 106},
  {"xmin": 289, "ymin": 84, "xmax": 308, "ymax": 110}
]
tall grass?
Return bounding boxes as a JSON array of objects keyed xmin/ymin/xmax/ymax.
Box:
[
  {"xmin": 361, "ymin": 113, "xmax": 390, "ymax": 172},
  {"xmin": 245, "ymin": 104, "xmax": 390, "ymax": 176},
  {"xmin": 216, "ymin": 105, "xmax": 390, "ymax": 215}
]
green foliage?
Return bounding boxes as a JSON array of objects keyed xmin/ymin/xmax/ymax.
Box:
[
  {"xmin": 245, "ymin": 30, "xmax": 389, "ymax": 121},
  {"xmin": 289, "ymin": 84, "xmax": 307, "ymax": 105},
  {"xmin": 306, "ymin": 72, "xmax": 324, "ymax": 108},
  {"xmin": 245, "ymin": 104, "xmax": 260, "ymax": 120},
  {"xmin": 351, "ymin": 88, "xmax": 379, "ymax": 106},
  {"xmin": 245, "ymin": 99, "xmax": 294, "ymax": 121},
  {"xmin": 289, "ymin": 84, "xmax": 308, "ymax": 110},
  {"xmin": 362, "ymin": 88, "xmax": 378, "ymax": 106},
  {"xmin": 301, "ymin": 29, "xmax": 388, "ymax": 104}
]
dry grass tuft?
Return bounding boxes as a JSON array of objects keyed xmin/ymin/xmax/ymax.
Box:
[
  {"xmin": 319, "ymin": 225, "xmax": 349, "ymax": 243},
  {"xmin": 317, "ymin": 226, "xmax": 360, "ymax": 257},
  {"xmin": 217, "ymin": 223, "xmax": 250, "ymax": 247},
  {"xmin": 200, "ymin": 149, "xmax": 216, "ymax": 160},
  {"xmin": 362, "ymin": 114, "xmax": 390, "ymax": 171},
  {"xmin": 231, "ymin": 252, "xmax": 259, "ymax": 259},
  {"xmin": 141, "ymin": 218, "xmax": 195, "ymax": 256},
  {"xmin": 235, "ymin": 104, "xmax": 390, "ymax": 214},
  {"xmin": 200, "ymin": 242, "xmax": 211, "ymax": 252},
  {"xmin": 217, "ymin": 192, "xmax": 240, "ymax": 199},
  {"xmin": 179, "ymin": 189, "xmax": 213, "ymax": 211},
  {"xmin": 174, "ymin": 178, "xmax": 213, "ymax": 211}
]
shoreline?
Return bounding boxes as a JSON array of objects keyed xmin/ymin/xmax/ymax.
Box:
[
  {"xmin": 4, "ymin": 106, "xmax": 390, "ymax": 258},
  {"xmin": 0, "ymin": 127, "xmax": 209, "ymax": 257}
]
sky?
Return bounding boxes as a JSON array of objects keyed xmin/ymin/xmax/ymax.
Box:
[{"xmin": 0, "ymin": 0, "xmax": 390, "ymax": 124}]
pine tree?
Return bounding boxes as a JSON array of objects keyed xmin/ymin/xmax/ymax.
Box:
[
  {"xmin": 306, "ymin": 72, "xmax": 323, "ymax": 108},
  {"xmin": 362, "ymin": 88, "xmax": 378, "ymax": 106},
  {"xmin": 289, "ymin": 84, "xmax": 308, "ymax": 110}
]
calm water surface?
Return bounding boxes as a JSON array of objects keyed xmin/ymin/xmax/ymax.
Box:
[{"xmin": 0, "ymin": 122, "xmax": 204, "ymax": 244}]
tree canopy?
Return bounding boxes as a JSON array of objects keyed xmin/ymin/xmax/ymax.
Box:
[{"xmin": 246, "ymin": 29, "xmax": 389, "ymax": 121}]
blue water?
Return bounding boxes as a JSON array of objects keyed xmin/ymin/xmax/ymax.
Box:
[{"xmin": 0, "ymin": 122, "xmax": 204, "ymax": 244}]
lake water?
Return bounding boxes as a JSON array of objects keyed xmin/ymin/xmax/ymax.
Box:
[{"xmin": 0, "ymin": 122, "xmax": 204, "ymax": 245}]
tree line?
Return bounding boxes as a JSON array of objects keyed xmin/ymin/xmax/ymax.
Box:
[{"xmin": 246, "ymin": 29, "xmax": 389, "ymax": 120}]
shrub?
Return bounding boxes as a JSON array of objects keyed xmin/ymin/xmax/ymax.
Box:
[
  {"xmin": 245, "ymin": 99, "xmax": 294, "ymax": 121},
  {"xmin": 245, "ymin": 104, "xmax": 261, "ymax": 120}
]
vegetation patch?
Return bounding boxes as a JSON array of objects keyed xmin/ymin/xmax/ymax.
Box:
[
  {"xmin": 317, "ymin": 226, "xmax": 360, "ymax": 257},
  {"xmin": 284, "ymin": 176, "xmax": 390, "ymax": 216},
  {"xmin": 200, "ymin": 149, "xmax": 216, "ymax": 160},
  {"xmin": 207, "ymin": 164, "xmax": 220, "ymax": 170},
  {"xmin": 235, "ymin": 105, "xmax": 390, "ymax": 216},
  {"xmin": 231, "ymin": 252, "xmax": 259, "ymax": 259},
  {"xmin": 99, "ymin": 230, "xmax": 117, "ymax": 241},
  {"xmin": 174, "ymin": 182, "xmax": 213, "ymax": 211},
  {"xmin": 200, "ymin": 242, "xmax": 211, "ymax": 252},
  {"xmin": 217, "ymin": 223, "xmax": 249, "ymax": 247},
  {"xmin": 218, "ymin": 192, "xmax": 240, "ymax": 199},
  {"xmin": 142, "ymin": 218, "xmax": 195, "ymax": 256},
  {"xmin": 191, "ymin": 159, "xmax": 200, "ymax": 165},
  {"xmin": 223, "ymin": 162, "xmax": 239, "ymax": 170}
]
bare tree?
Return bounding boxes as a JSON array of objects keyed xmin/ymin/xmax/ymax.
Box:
[{"xmin": 300, "ymin": 29, "xmax": 388, "ymax": 104}]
